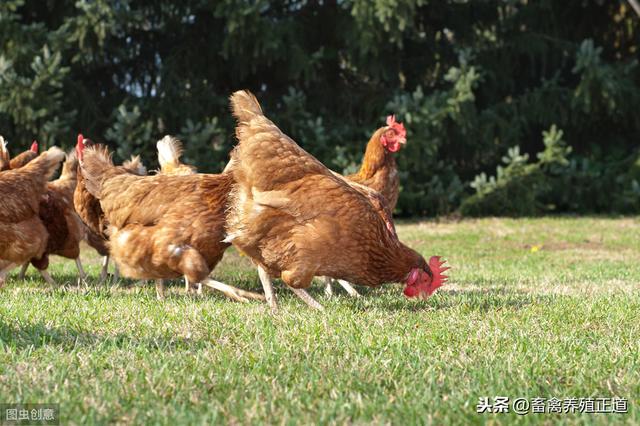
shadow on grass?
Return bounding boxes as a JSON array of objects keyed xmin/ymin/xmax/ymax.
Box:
[
  {"xmin": 8, "ymin": 271, "xmax": 559, "ymax": 315},
  {"xmin": 0, "ymin": 320, "xmax": 203, "ymax": 352}
]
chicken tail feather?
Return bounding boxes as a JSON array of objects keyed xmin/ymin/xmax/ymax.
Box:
[
  {"xmin": 156, "ymin": 135, "xmax": 184, "ymax": 169},
  {"xmin": 122, "ymin": 155, "xmax": 147, "ymax": 176},
  {"xmin": 230, "ymin": 90, "xmax": 264, "ymax": 124}
]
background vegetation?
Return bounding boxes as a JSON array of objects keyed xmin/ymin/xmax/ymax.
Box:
[{"xmin": 1, "ymin": 0, "xmax": 639, "ymax": 216}]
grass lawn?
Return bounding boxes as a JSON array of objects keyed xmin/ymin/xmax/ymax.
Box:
[{"xmin": 1, "ymin": 217, "xmax": 639, "ymax": 425}]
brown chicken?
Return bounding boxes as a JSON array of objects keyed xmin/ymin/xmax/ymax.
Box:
[
  {"xmin": 0, "ymin": 138, "xmax": 38, "ymax": 171},
  {"xmin": 156, "ymin": 135, "xmax": 201, "ymax": 293},
  {"xmin": 10, "ymin": 141, "xmax": 39, "ymax": 170},
  {"xmin": 225, "ymin": 90, "xmax": 447, "ymax": 311},
  {"xmin": 0, "ymin": 147, "xmax": 65, "ymax": 286},
  {"xmin": 79, "ymin": 142, "xmax": 264, "ymax": 302},
  {"xmin": 74, "ymin": 134, "xmax": 147, "ymax": 283},
  {"xmin": 347, "ymin": 115, "xmax": 406, "ymax": 211},
  {"xmin": 324, "ymin": 116, "xmax": 408, "ymax": 297},
  {"xmin": 19, "ymin": 150, "xmax": 87, "ymax": 284}
]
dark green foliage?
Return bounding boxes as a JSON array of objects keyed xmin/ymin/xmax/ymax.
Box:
[
  {"xmin": 0, "ymin": 0, "xmax": 638, "ymax": 216},
  {"xmin": 460, "ymin": 126, "xmax": 572, "ymax": 216}
]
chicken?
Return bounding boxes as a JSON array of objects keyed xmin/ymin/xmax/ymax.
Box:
[
  {"xmin": 19, "ymin": 150, "xmax": 88, "ymax": 284},
  {"xmin": 225, "ymin": 90, "xmax": 447, "ymax": 311},
  {"xmin": 0, "ymin": 138, "xmax": 38, "ymax": 171},
  {"xmin": 347, "ymin": 115, "xmax": 406, "ymax": 211},
  {"xmin": 324, "ymin": 116, "xmax": 407, "ymax": 297},
  {"xmin": 9, "ymin": 141, "xmax": 39, "ymax": 170},
  {"xmin": 79, "ymin": 142, "xmax": 264, "ymax": 302},
  {"xmin": 73, "ymin": 134, "xmax": 146, "ymax": 283},
  {"xmin": 156, "ymin": 135, "xmax": 201, "ymax": 293},
  {"xmin": 0, "ymin": 146, "xmax": 65, "ymax": 287}
]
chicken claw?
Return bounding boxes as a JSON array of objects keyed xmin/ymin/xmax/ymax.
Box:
[{"xmin": 202, "ymin": 278, "xmax": 266, "ymax": 303}]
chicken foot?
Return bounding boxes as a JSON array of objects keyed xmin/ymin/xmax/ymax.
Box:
[{"xmin": 202, "ymin": 278, "xmax": 266, "ymax": 303}]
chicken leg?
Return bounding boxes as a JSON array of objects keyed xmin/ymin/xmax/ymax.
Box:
[
  {"xmin": 0, "ymin": 263, "xmax": 17, "ymax": 289},
  {"xmin": 202, "ymin": 278, "xmax": 265, "ymax": 303},
  {"xmin": 155, "ymin": 279, "xmax": 165, "ymax": 300},
  {"xmin": 258, "ymin": 265, "xmax": 278, "ymax": 313},
  {"xmin": 337, "ymin": 279, "xmax": 361, "ymax": 297},
  {"xmin": 323, "ymin": 277, "xmax": 361, "ymax": 298},
  {"xmin": 18, "ymin": 263, "xmax": 29, "ymax": 280},
  {"xmin": 323, "ymin": 276, "xmax": 333, "ymax": 297},
  {"xmin": 75, "ymin": 257, "xmax": 87, "ymax": 285},
  {"xmin": 98, "ymin": 255, "xmax": 110, "ymax": 284},
  {"xmin": 184, "ymin": 277, "xmax": 203, "ymax": 295},
  {"xmin": 39, "ymin": 270, "xmax": 56, "ymax": 285},
  {"xmin": 289, "ymin": 287, "xmax": 325, "ymax": 311}
]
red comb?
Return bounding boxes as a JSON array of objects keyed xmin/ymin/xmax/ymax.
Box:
[
  {"xmin": 386, "ymin": 115, "xmax": 406, "ymax": 139},
  {"xmin": 30, "ymin": 141, "xmax": 38, "ymax": 153},
  {"xmin": 403, "ymin": 256, "xmax": 449, "ymax": 299},
  {"xmin": 76, "ymin": 134, "xmax": 85, "ymax": 160}
]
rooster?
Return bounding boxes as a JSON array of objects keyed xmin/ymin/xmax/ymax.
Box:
[
  {"xmin": 324, "ymin": 116, "xmax": 408, "ymax": 297},
  {"xmin": 74, "ymin": 134, "xmax": 146, "ymax": 283},
  {"xmin": 18, "ymin": 151, "xmax": 87, "ymax": 284},
  {"xmin": 0, "ymin": 147, "xmax": 65, "ymax": 286},
  {"xmin": 225, "ymin": 90, "xmax": 448, "ymax": 311},
  {"xmin": 79, "ymin": 142, "xmax": 264, "ymax": 302}
]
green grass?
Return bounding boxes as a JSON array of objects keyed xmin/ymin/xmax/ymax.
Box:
[{"xmin": 1, "ymin": 217, "xmax": 639, "ymax": 425}]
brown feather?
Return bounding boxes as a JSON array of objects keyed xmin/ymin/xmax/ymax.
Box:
[{"xmin": 0, "ymin": 147, "xmax": 65, "ymax": 266}]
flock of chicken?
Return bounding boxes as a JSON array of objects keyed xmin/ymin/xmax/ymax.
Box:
[{"xmin": 0, "ymin": 90, "xmax": 447, "ymax": 311}]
